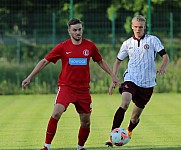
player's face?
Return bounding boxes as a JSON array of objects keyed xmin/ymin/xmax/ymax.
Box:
[
  {"xmin": 131, "ymin": 20, "xmax": 146, "ymax": 39},
  {"xmin": 68, "ymin": 24, "xmax": 83, "ymax": 42}
]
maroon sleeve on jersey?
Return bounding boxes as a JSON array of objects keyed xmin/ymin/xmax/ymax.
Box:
[
  {"xmin": 45, "ymin": 44, "xmax": 62, "ymax": 64},
  {"xmin": 91, "ymin": 43, "xmax": 102, "ymax": 62}
]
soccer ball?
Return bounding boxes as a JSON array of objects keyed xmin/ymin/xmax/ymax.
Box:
[{"xmin": 110, "ymin": 128, "xmax": 130, "ymax": 146}]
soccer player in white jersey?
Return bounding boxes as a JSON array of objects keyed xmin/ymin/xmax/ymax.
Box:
[{"xmin": 105, "ymin": 15, "xmax": 169, "ymax": 147}]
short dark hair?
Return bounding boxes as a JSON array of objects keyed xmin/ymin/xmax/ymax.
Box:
[{"xmin": 67, "ymin": 18, "xmax": 82, "ymax": 27}]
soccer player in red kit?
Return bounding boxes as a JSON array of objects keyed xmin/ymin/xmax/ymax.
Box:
[{"xmin": 22, "ymin": 18, "xmax": 120, "ymax": 150}]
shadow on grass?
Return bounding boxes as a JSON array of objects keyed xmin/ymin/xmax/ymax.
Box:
[{"xmin": 3, "ymin": 146, "xmax": 181, "ymax": 150}]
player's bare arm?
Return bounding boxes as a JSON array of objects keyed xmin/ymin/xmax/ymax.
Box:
[
  {"xmin": 22, "ymin": 58, "xmax": 50, "ymax": 89},
  {"xmin": 157, "ymin": 54, "xmax": 169, "ymax": 75},
  {"xmin": 112, "ymin": 59, "xmax": 122, "ymax": 76},
  {"xmin": 96, "ymin": 59, "xmax": 121, "ymax": 86},
  {"xmin": 109, "ymin": 59, "xmax": 122, "ymax": 95}
]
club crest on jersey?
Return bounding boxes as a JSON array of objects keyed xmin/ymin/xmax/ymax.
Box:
[
  {"xmin": 144, "ymin": 44, "xmax": 149, "ymax": 50},
  {"xmin": 83, "ymin": 49, "xmax": 89, "ymax": 56}
]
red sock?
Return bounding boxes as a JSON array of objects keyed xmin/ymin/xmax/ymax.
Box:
[
  {"xmin": 45, "ymin": 116, "xmax": 58, "ymax": 144},
  {"xmin": 78, "ymin": 126, "xmax": 90, "ymax": 146}
]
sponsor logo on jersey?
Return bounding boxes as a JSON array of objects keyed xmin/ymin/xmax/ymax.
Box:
[
  {"xmin": 69, "ymin": 58, "xmax": 87, "ymax": 65},
  {"xmin": 83, "ymin": 49, "xmax": 89, "ymax": 56}
]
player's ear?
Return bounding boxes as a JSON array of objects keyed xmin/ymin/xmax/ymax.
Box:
[
  {"xmin": 144, "ymin": 22, "xmax": 147, "ymax": 29},
  {"xmin": 144, "ymin": 25, "xmax": 146, "ymax": 30},
  {"xmin": 131, "ymin": 24, "xmax": 133, "ymax": 30},
  {"xmin": 68, "ymin": 28, "xmax": 70, "ymax": 34}
]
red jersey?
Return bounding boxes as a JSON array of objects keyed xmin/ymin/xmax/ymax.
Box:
[{"xmin": 45, "ymin": 38, "xmax": 102, "ymax": 90}]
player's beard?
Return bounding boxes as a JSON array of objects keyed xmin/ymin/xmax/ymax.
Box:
[{"xmin": 72, "ymin": 34, "xmax": 82, "ymax": 41}]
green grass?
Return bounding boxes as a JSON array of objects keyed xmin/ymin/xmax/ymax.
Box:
[{"xmin": 0, "ymin": 93, "xmax": 181, "ymax": 150}]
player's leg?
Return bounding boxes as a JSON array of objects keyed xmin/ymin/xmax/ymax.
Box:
[
  {"xmin": 77, "ymin": 113, "xmax": 91, "ymax": 150},
  {"xmin": 110, "ymin": 81, "xmax": 137, "ymax": 131},
  {"xmin": 127, "ymin": 105, "xmax": 142, "ymax": 138},
  {"xmin": 105, "ymin": 92, "xmax": 132, "ymax": 147},
  {"xmin": 106, "ymin": 81, "xmax": 137, "ymax": 147},
  {"xmin": 41, "ymin": 104, "xmax": 65, "ymax": 150},
  {"xmin": 111, "ymin": 92, "xmax": 132, "ymax": 130},
  {"xmin": 41, "ymin": 86, "xmax": 72, "ymax": 150},
  {"xmin": 75, "ymin": 91, "xmax": 92, "ymax": 150},
  {"xmin": 127, "ymin": 86, "xmax": 153, "ymax": 138}
]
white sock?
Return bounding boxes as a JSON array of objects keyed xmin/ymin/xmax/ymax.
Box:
[
  {"xmin": 77, "ymin": 145, "xmax": 84, "ymax": 150},
  {"xmin": 44, "ymin": 144, "xmax": 51, "ymax": 150}
]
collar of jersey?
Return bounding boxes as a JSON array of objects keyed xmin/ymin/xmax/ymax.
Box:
[{"xmin": 132, "ymin": 34, "xmax": 145, "ymax": 41}]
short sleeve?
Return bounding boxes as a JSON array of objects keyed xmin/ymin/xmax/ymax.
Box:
[
  {"xmin": 152, "ymin": 36, "xmax": 164, "ymax": 53},
  {"xmin": 45, "ymin": 43, "xmax": 63, "ymax": 64},
  {"xmin": 117, "ymin": 41, "xmax": 128, "ymax": 61},
  {"xmin": 91, "ymin": 43, "xmax": 102, "ymax": 62}
]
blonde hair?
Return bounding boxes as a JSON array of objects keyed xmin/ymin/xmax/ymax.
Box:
[
  {"xmin": 132, "ymin": 15, "xmax": 146, "ymax": 23},
  {"xmin": 132, "ymin": 15, "xmax": 146, "ymax": 28}
]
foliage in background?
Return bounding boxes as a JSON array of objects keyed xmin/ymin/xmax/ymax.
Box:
[
  {"xmin": 0, "ymin": 1, "xmax": 180, "ymax": 94},
  {"xmin": 0, "ymin": 44, "xmax": 180, "ymax": 95},
  {"xmin": 0, "ymin": 1, "xmax": 180, "ymax": 44}
]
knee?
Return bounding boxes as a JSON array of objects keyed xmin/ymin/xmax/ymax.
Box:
[
  {"xmin": 121, "ymin": 101, "xmax": 130, "ymax": 110},
  {"xmin": 52, "ymin": 112, "xmax": 61, "ymax": 120},
  {"xmin": 52, "ymin": 104, "xmax": 65, "ymax": 120},
  {"xmin": 81, "ymin": 120, "xmax": 90, "ymax": 128},
  {"xmin": 121, "ymin": 98, "xmax": 131, "ymax": 110}
]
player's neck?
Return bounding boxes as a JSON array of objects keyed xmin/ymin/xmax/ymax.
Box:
[
  {"xmin": 71, "ymin": 38, "xmax": 82, "ymax": 45},
  {"xmin": 133, "ymin": 34, "xmax": 145, "ymax": 40}
]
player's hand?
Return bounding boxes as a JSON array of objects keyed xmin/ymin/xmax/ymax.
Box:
[
  {"xmin": 109, "ymin": 82, "xmax": 116, "ymax": 95},
  {"xmin": 109, "ymin": 75, "xmax": 121, "ymax": 95},
  {"xmin": 22, "ymin": 78, "xmax": 31, "ymax": 89},
  {"xmin": 112, "ymin": 75, "xmax": 121, "ymax": 86},
  {"xmin": 157, "ymin": 68, "xmax": 166, "ymax": 75}
]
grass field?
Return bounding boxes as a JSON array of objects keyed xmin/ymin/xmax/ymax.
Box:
[{"xmin": 0, "ymin": 93, "xmax": 181, "ymax": 150}]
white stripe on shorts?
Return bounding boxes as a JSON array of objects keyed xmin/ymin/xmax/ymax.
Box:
[{"xmin": 54, "ymin": 86, "xmax": 61, "ymax": 104}]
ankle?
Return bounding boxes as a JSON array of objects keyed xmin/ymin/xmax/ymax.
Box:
[
  {"xmin": 77, "ymin": 145, "xmax": 85, "ymax": 150},
  {"xmin": 44, "ymin": 144, "xmax": 50, "ymax": 150}
]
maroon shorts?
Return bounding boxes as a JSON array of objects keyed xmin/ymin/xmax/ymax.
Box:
[
  {"xmin": 55, "ymin": 86, "xmax": 92, "ymax": 114},
  {"xmin": 119, "ymin": 81, "xmax": 153, "ymax": 109}
]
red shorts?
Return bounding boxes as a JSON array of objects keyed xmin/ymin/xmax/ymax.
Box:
[
  {"xmin": 55, "ymin": 86, "xmax": 92, "ymax": 114},
  {"xmin": 119, "ymin": 81, "xmax": 154, "ymax": 109}
]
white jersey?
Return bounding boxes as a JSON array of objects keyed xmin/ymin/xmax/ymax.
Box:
[{"xmin": 117, "ymin": 34, "xmax": 164, "ymax": 88}]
